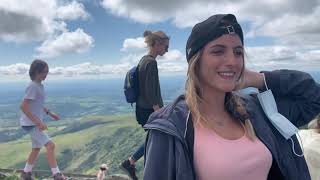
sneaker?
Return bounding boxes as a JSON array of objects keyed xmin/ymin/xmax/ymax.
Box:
[
  {"xmin": 53, "ymin": 172, "xmax": 66, "ymax": 180},
  {"xmin": 120, "ymin": 159, "xmax": 138, "ymax": 180},
  {"xmin": 20, "ymin": 171, "xmax": 33, "ymax": 180}
]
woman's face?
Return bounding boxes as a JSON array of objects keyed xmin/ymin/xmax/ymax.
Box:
[
  {"xmin": 198, "ymin": 34, "xmax": 244, "ymax": 93},
  {"xmin": 156, "ymin": 39, "xmax": 169, "ymax": 56}
]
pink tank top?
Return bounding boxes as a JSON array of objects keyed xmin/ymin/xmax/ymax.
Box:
[{"xmin": 194, "ymin": 124, "xmax": 272, "ymax": 180}]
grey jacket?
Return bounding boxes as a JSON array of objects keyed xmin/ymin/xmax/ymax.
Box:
[
  {"xmin": 137, "ymin": 55, "xmax": 163, "ymax": 109},
  {"xmin": 143, "ymin": 70, "xmax": 320, "ymax": 180}
]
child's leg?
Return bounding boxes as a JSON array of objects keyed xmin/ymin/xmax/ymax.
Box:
[
  {"xmin": 24, "ymin": 148, "xmax": 41, "ymax": 172},
  {"xmin": 22, "ymin": 126, "xmax": 42, "ymax": 173},
  {"xmin": 31, "ymin": 128, "xmax": 64, "ymax": 178},
  {"xmin": 27, "ymin": 148, "xmax": 41, "ymax": 164},
  {"xmin": 45, "ymin": 141, "xmax": 58, "ymax": 167},
  {"xmin": 45, "ymin": 141, "xmax": 61, "ymax": 175}
]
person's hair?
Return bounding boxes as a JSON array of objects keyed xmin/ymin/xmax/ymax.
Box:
[
  {"xmin": 29, "ymin": 59, "xmax": 48, "ymax": 80},
  {"xmin": 143, "ymin": 30, "xmax": 169, "ymax": 48},
  {"xmin": 308, "ymin": 114, "xmax": 320, "ymax": 133},
  {"xmin": 185, "ymin": 49, "xmax": 256, "ymax": 140},
  {"xmin": 318, "ymin": 114, "xmax": 320, "ymax": 133}
]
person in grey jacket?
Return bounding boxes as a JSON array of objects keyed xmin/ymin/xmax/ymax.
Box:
[
  {"xmin": 143, "ymin": 14, "xmax": 320, "ymax": 180},
  {"xmin": 121, "ymin": 30, "xmax": 169, "ymax": 180}
]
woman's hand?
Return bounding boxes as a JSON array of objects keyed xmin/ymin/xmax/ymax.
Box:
[{"xmin": 235, "ymin": 69, "xmax": 265, "ymax": 90}]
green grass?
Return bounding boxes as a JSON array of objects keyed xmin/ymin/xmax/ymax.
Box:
[
  {"xmin": 1, "ymin": 174, "xmax": 20, "ymax": 180},
  {"xmin": 0, "ymin": 113, "xmax": 146, "ymax": 178}
]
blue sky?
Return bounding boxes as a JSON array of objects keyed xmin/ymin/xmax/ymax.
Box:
[{"xmin": 0, "ymin": 0, "xmax": 319, "ymax": 80}]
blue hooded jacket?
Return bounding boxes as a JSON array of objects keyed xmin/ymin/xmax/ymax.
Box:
[{"xmin": 143, "ymin": 70, "xmax": 320, "ymax": 180}]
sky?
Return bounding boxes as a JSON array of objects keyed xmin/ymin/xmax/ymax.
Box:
[{"xmin": 0, "ymin": 0, "xmax": 319, "ymax": 80}]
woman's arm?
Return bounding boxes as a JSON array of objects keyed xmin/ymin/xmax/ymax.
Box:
[
  {"xmin": 242, "ymin": 69, "xmax": 320, "ymax": 127},
  {"xmin": 144, "ymin": 61, "xmax": 162, "ymax": 110}
]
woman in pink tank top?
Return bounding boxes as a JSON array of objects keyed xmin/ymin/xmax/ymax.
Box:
[
  {"xmin": 185, "ymin": 14, "xmax": 272, "ymax": 180},
  {"xmin": 143, "ymin": 13, "xmax": 319, "ymax": 180}
]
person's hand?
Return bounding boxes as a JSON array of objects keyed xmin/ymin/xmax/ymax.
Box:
[
  {"xmin": 235, "ymin": 69, "xmax": 265, "ymax": 90},
  {"xmin": 37, "ymin": 122, "xmax": 48, "ymax": 131},
  {"xmin": 50, "ymin": 112, "xmax": 60, "ymax": 121}
]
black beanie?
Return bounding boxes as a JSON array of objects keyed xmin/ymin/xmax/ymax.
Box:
[{"xmin": 186, "ymin": 14, "xmax": 243, "ymax": 62}]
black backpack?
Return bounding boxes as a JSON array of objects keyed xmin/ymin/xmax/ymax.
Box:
[{"xmin": 124, "ymin": 65, "xmax": 139, "ymax": 105}]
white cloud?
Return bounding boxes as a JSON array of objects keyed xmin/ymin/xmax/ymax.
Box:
[
  {"xmin": 121, "ymin": 37, "xmax": 146, "ymax": 52},
  {"xmin": 1, "ymin": 1, "xmax": 319, "ymax": 72},
  {"xmin": 158, "ymin": 49, "xmax": 184, "ymax": 62},
  {"xmin": 0, "ymin": 63, "xmax": 29, "ymax": 76},
  {"xmin": 245, "ymin": 46, "xmax": 320, "ymax": 71},
  {"xmin": 1, "ymin": 45, "xmax": 318, "ymax": 79},
  {"xmin": 51, "ymin": 62, "xmax": 131, "ymax": 76},
  {"xmin": 158, "ymin": 61, "xmax": 187, "ymax": 73},
  {"xmin": 35, "ymin": 29, "xmax": 94, "ymax": 58},
  {"xmin": 0, "ymin": 62, "xmax": 131, "ymax": 78},
  {"xmin": 101, "ymin": 0, "xmax": 320, "ymax": 71},
  {"xmin": 0, "ymin": 0, "xmax": 93, "ymax": 58},
  {"xmin": 100, "ymin": 0, "xmax": 238, "ymax": 26},
  {"xmin": 56, "ymin": 1, "xmax": 89, "ymax": 20},
  {"xmin": 101, "ymin": 0, "xmax": 172, "ymax": 23},
  {"xmin": 0, "ymin": 0, "xmax": 58, "ymax": 42},
  {"xmin": 247, "ymin": 6, "xmax": 320, "ymax": 48},
  {"xmin": 101, "ymin": 0, "xmax": 319, "ymax": 29},
  {"xmin": 297, "ymin": 50, "xmax": 320, "ymax": 62},
  {"xmin": 101, "ymin": 0, "xmax": 320, "ymax": 46}
]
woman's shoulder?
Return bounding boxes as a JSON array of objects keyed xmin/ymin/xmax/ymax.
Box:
[
  {"xmin": 149, "ymin": 95, "xmax": 187, "ymax": 120},
  {"xmin": 144, "ymin": 96, "xmax": 189, "ymax": 138},
  {"xmin": 139, "ymin": 55, "xmax": 156, "ymax": 69},
  {"xmin": 141, "ymin": 55, "xmax": 156, "ymax": 62},
  {"xmin": 146, "ymin": 95, "xmax": 189, "ymax": 132}
]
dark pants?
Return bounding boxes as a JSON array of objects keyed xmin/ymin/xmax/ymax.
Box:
[{"xmin": 131, "ymin": 106, "xmax": 154, "ymax": 161}]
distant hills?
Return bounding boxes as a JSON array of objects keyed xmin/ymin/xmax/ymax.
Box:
[
  {"xmin": 0, "ymin": 114, "xmax": 146, "ymax": 179},
  {"xmin": 0, "ymin": 76, "xmax": 186, "ymax": 127}
]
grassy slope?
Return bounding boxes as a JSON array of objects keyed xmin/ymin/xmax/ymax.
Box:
[{"xmin": 0, "ymin": 114, "xmax": 146, "ymax": 178}]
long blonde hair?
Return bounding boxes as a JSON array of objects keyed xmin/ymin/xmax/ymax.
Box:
[
  {"xmin": 308, "ymin": 114, "xmax": 320, "ymax": 133},
  {"xmin": 185, "ymin": 50, "xmax": 256, "ymax": 140},
  {"xmin": 143, "ymin": 30, "xmax": 169, "ymax": 48}
]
